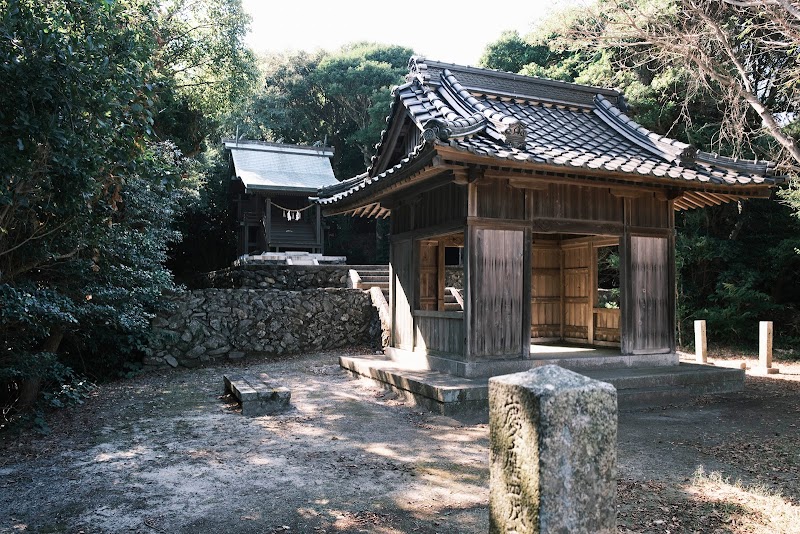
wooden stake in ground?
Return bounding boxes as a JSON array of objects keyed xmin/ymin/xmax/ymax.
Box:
[
  {"xmin": 759, "ymin": 321, "xmax": 779, "ymax": 375},
  {"xmin": 694, "ymin": 320, "xmax": 707, "ymax": 363}
]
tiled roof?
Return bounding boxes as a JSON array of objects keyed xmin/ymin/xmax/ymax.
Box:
[
  {"xmin": 223, "ymin": 139, "xmax": 338, "ymax": 192},
  {"xmin": 318, "ymin": 57, "xmax": 783, "ymax": 210}
]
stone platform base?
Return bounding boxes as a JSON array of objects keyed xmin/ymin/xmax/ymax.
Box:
[
  {"xmin": 340, "ymin": 354, "xmax": 745, "ymax": 417},
  {"xmin": 385, "ymin": 346, "xmax": 678, "ymax": 378}
]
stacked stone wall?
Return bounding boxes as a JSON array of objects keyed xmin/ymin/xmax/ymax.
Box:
[
  {"xmin": 444, "ymin": 266, "xmax": 464, "ymax": 289},
  {"xmin": 146, "ymin": 288, "xmax": 379, "ymax": 369},
  {"xmin": 196, "ymin": 265, "xmax": 351, "ymax": 290}
]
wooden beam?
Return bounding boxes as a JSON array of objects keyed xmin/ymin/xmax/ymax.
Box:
[
  {"xmin": 680, "ymin": 194, "xmax": 707, "ymax": 210},
  {"xmin": 531, "ymin": 218, "xmax": 624, "ymax": 236},
  {"xmin": 507, "ymin": 177, "xmax": 551, "ymax": 190},
  {"xmin": 609, "ymin": 189, "xmax": 647, "ymax": 199},
  {"xmin": 693, "ymin": 191, "xmax": 724, "ymax": 206},
  {"xmin": 467, "ymin": 217, "xmax": 531, "ymax": 230},
  {"xmin": 437, "ymin": 241, "xmax": 445, "ymax": 312},
  {"xmin": 389, "ymin": 219, "xmax": 467, "ymax": 243},
  {"xmin": 673, "ymin": 199, "xmax": 690, "ymax": 210}
]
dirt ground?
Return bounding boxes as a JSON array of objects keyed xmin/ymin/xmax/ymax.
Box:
[{"xmin": 1, "ymin": 349, "xmax": 799, "ymax": 534}]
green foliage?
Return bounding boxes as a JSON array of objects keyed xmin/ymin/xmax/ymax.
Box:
[
  {"xmin": 479, "ymin": 30, "xmax": 551, "ymax": 74},
  {"xmin": 0, "ymin": 0, "xmax": 214, "ymax": 421},
  {"xmin": 151, "ymin": 0, "xmax": 259, "ymax": 156},
  {"xmin": 676, "ymin": 201, "xmax": 800, "ymax": 346},
  {"xmin": 168, "ymin": 146, "xmax": 237, "ymax": 282},
  {"xmin": 241, "ymin": 42, "xmax": 413, "ymax": 178}
]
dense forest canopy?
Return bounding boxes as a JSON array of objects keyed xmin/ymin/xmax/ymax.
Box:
[{"xmin": 1, "ymin": 0, "xmax": 799, "ymax": 423}]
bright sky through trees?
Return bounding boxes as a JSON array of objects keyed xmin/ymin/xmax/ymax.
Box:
[{"xmin": 241, "ymin": 0, "xmax": 582, "ymax": 65}]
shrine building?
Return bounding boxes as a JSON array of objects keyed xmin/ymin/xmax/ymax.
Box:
[{"xmin": 316, "ymin": 57, "xmax": 783, "ymax": 380}]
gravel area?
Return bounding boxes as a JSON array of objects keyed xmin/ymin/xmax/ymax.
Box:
[{"xmin": 1, "ymin": 349, "xmax": 799, "ymax": 533}]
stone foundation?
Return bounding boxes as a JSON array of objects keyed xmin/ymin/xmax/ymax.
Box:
[
  {"xmin": 195, "ymin": 265, "xmax": 351, "ymax": 290},
  {"xmin": 444, "ymin": 266, "xmax": 463, "ymax": 289}
]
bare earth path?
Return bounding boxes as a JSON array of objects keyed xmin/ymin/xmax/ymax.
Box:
[{"xmin": 1, "ymin": 350, "xmax": 799, "ymax": 533}]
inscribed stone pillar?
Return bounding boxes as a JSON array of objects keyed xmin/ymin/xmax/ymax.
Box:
[{"xmin": 488, "ymin": 365, "xmax": 617, "ymax": 534}]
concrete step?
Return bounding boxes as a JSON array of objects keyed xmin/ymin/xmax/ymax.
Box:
[
  {"xmin": 582, "ymin": 364, "xmax": 744, "ymax": 407},
  {"xmin": 361, "ymin": 281, "xmax": 389, "ymax": 289},
  {"xmin": 360, "ymin": 275, "xmax": 389, "ymax": 283},
  {"xmin": 444, "ymin": 303, "xmax": 462, "ymax": 311}
]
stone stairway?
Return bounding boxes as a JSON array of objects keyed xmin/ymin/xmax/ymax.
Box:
[
  {"xmin": 350, "ymin": 266, "xmax": 389, "ymax": 297},
  {"xmin": 349, "ymin": 266, "xmax": 464, "ymax": 312},
  {"xmin": 444, "ymin": 287, "xmax": 463, "ymax": 311}
]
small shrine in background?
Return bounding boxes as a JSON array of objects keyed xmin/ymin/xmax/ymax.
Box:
[{"xmin": 224, "ymin": 139, "xmax": 338, "ymax": 257}]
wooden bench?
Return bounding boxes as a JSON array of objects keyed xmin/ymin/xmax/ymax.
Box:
[{"xmin": 223, "ymin": 373, "xmax": 291, "ymax": 416}]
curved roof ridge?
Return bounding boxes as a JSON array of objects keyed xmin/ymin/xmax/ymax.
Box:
[
  {"xmin": 440, "ymin": 69, "xmax": 527, "ymax": 148},
  {"xmin": 593, "ymin": 95, "xmax": 696, "ymax": 165},
  {"xmin": 694, "ymin": 151, "xmax": 776, "ymax": 175},
  {"xmin": 365, "ymin": 79, "xmax": 421, "ymax": 177},
  {"xmin": 417, "ymin": 57, "xmax": 622, "ymax": 108},
  {"xmin": 421, "ymin": 69, "xmax": 488, "ymax": 142},
  {"xmin": 593, "ymin": 95, "xmax": 777, "ymax": 174}
]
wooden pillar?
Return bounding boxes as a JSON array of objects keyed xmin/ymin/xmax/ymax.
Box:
[
  {"xmin": 464, "ymin": 184, "xmax": 477, "ymax": 362},
  {"xmin": 587, "ymin": 239, "xmax": 596, "ymax": 345},
  {"xmin": 694, "ymin": 320, "xmax": 707, "ymax": 363},
  {"xmin": 437, "ymin": 241, "xmax": 445, "ymax": 311},
  {"xmin": 619, "ymin": 198, "xmax": 633, "ymax": 355},
  {"xmin": 522, "ymin": 227, "xmax": 532, "ymax": 359},
  {"xmin": 315, "ymin": 203, "xmax": 322, "ymax": 253},
  {"xmin": 464, "ymin": 224, "xmax": 474, "ymax": 362},
  {"xmin": 668, "ymin": 204, "xmax": 677, "ymax": 352},
  {"xmin": 389, "ymin": 237, "xmax": 395, "ymax": 348},
  {"xmin": 264, "ymin": 197, "xmax": 272, "ymax": 252},
  {"xmin": 559, "ymin": 244, "xmax": 565, "ymax": 340}
]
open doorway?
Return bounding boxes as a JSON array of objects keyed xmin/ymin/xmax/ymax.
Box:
[{"xmin": 530, "ymin": 234, "xmax": 621, "ymax": 355}]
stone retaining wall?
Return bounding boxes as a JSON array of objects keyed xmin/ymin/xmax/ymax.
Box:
[
  {"xmin": 146, "ymin": 288, "xmax": 379, "ymax": 369},
  {"xmin": 196, "ymin": 265, "xmax": 351, "ymax": 290},
  {"xmin": 445, "ymin": 266, "xmax": 464, "ymax": 289}
]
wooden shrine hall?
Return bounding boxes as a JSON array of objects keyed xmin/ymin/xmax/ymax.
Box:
[
  {"xmin": 317, "ymin": 57, "xmax": 784, "ymax": 379},
  {"xmin": 225, "ymin": 139, "xmax": 338, "ymax": 257}
]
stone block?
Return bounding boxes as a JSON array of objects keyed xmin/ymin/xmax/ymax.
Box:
[
  {"xmin": 489, "ymin": 365, "xmax": 617, "ymax": 534},
  {"xmin": 223, "ymin": 374, "xmax": 291, "ymax": 416}
]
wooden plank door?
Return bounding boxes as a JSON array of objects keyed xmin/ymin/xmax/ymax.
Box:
[
  {"xmin": 531, "ymin": 242, "xmax": 561, "ymax": 340},
  {"xmin": 468, "ymin": 228, "xmax": 525, "ymax": 359},
  {"xmin": 562, "ymin": 242, "xmax": 590, "ymax": 342},
  {"xmin": 391, "ymin": 239, "xmax": 414, "ymax": 351},
  {"xmin": 622, "ymin": 235, "xmax": 672, "ymax": 353}
]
